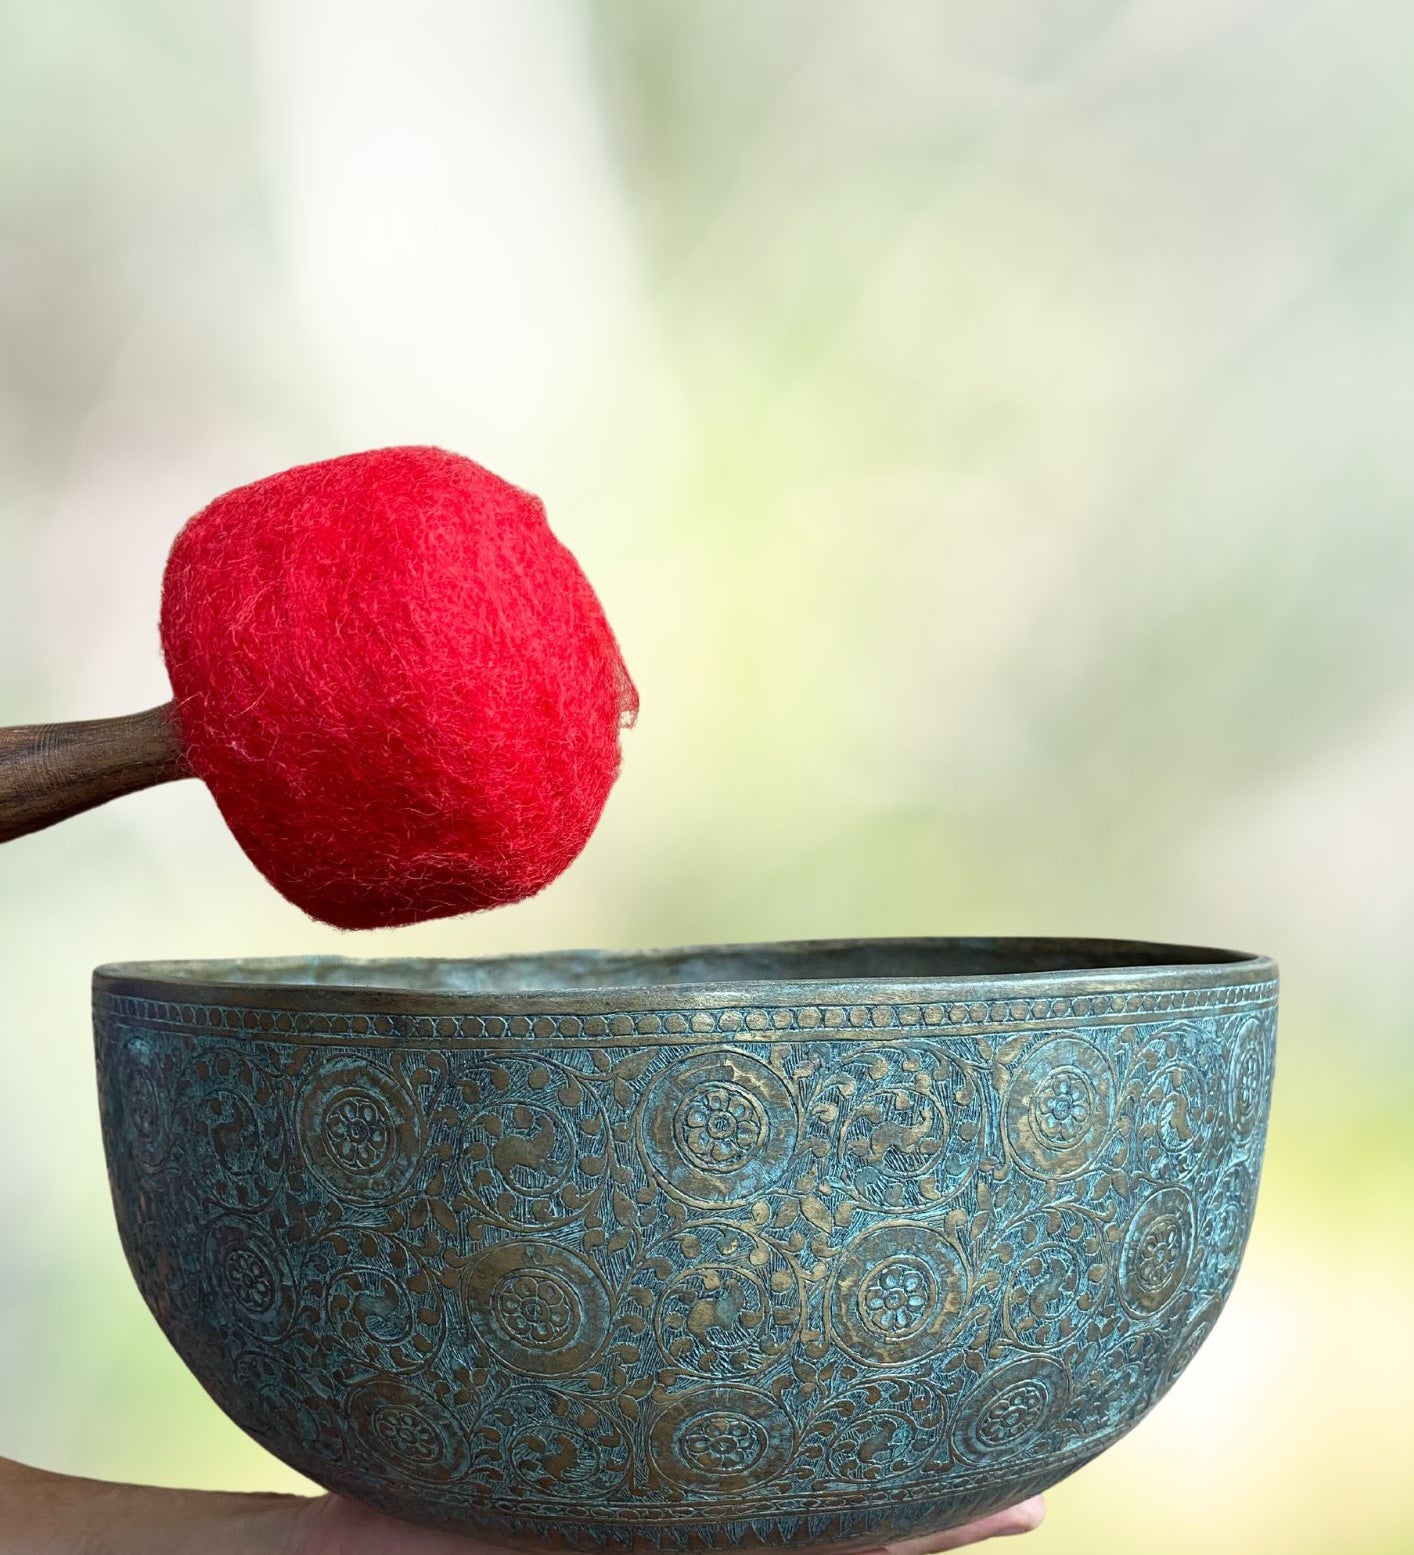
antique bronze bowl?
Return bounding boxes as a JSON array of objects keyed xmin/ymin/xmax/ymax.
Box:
[{"xmin": 94, "ymin": 938, "xmax": 1276, "ymax": 1550}]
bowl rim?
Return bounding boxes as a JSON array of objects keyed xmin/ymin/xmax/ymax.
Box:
[{"xmin": 93, "ymin": 936, "xmax": 1278, "ymax": 1018}]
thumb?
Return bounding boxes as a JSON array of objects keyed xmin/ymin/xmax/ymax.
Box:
[
  {"xmin": 877, "ymin": 1498, "xmax": 1048, "ymax": 1554},
  {"xmin": 294, "ymin": 1494, "xmax": 523, "ymax": 1555}
]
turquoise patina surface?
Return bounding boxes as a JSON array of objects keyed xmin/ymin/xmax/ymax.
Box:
[{"xmin": 94, "ymin": 939, "xmax": 1276, "ymax": 1551}]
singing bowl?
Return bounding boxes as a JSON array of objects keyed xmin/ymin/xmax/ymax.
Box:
[{"xmin": 94, "ymin": 938, "xmax": 1276, "ymax": 1551}]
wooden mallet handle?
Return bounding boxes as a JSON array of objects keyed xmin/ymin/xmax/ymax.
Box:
[{"xmin": 0, "ymin": 704, "xmax": 189, "ymax": 843}]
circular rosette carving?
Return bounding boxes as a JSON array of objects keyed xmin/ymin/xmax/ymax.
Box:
[
  {"xmin": 457, "ymin": 1060, "xmax": 608, "ymax": 1230},
  {"xmin": 814, "ymin": 1046, "xmax": 984, "ymax": 1212},
  {"xmin": 639, "ymin": 1053, "xmax": 798, "ymax": 1208},
  {"xmin": 115, "ymin": 1035, "xmax": 172, "ymax": 1170},
  {"xmin": 348, "ymin": 1379, "xmax": 473, "ymax": 1486},
  {"xmin": 1166, "ymin": 1293, "xmax": 1231, "ymax": 1396},
  {"xmin": 1227, "ymin": 1014, "xmax": 1273, "ymax": 1141},
  {"xmin": 952, "ymin": 1357, "xmax": 1068, "ymax": 1464},
  {"xmin": 487, "ymin": 1388, "xmax": 631, "ymax": 1501},
  {"xmin": 203, "ymin": 1216, "xmax": 297, "ymax": 1339},
  {"xmin": 1200, "ymin": 1161, "xmax": 1256, "ymax": 1292},
  {"xmin": 1118, "ymin": 1186, "xmax": 1197, "ymax": 1319},
  {"xmin": 649, "ymin": 1385, "xmax": 794, "ymax": 1493},
  {"xmin": 298, "ymin": 1058, "xmax": 425, "ymax": 1203},
  {"xmin": 996, "ymin": 1205, "xmax": 1109, "ymax": 1350},
  {"xmin": 1003, "ymin": 1036, "xmax": 1115, "ymax": 1180},
  {"xmin": 304, "ymin": 1227, "xmax": 448, "ymax": 1373},
  {"xmin": 649, "ymin": 1223, "xmax": 803, "ymax": 1379},
  {"xmin": 1158, "ymin": 1293, "xmax": 1226, "ymax": 1395},
  {"xmin": 188, "ymin": 1049, "xmax": 288, "ymax": 1211},
  {"xmin": 828, "ymin": 1223, "xmax": 967, "ymax": 1366},
  {"xmin": 232, "ymin": 1350, "xmax": 350, "ymax": 1472},
  {"xmin": 464, "ymin": 1241, "xmax": 610, "ymax": 1376},
  {"xmin": 802, "ymin": 1376, "xmax": 947, "ymax": 1486}
]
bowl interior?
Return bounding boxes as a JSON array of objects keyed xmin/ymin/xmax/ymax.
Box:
[{"xmin": 97, "ymin": 935, "xmax": 1264, "ymax": 1002}]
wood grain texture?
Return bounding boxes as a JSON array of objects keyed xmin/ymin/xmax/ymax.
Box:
[{"xmin": 0, "ymin": 704, "xmax": 189, "ymax": 842}]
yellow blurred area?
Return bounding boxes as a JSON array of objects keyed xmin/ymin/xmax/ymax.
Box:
[{"xmin": 2, "ymin": 4, "xmax": 1412, "ymax": 1553}]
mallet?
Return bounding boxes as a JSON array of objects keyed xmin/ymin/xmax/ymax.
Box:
[{"xmin": 0, "ymin": 446, "xmax": 637, "ymax": 929}]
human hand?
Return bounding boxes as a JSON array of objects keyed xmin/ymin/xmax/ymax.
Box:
[
  {"xmin": 300, "ymin": 1492, "xmax": 1044, "ymax": 1555},
  {"xmin": 0, "ymin": 1457, "xmax": 1043, "ymax": 1554}
]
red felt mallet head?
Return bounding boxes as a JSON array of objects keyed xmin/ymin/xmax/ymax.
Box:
[{"xmin": 150, "ymin": 445, "xmax": 637, "ymax": 929}]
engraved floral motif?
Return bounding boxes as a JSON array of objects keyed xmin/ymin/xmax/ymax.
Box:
[
  {"xmin": 974, "ymin": 1379, "xmax": 1048, "ymax": 1449},
  {"xmin": 1004, "ymin": 1038, "xmax": 1115, "ymax": 1180},
  {"xmin": 1228, "ymin": 1014, "xmax": 1271, "ymax": 1139},
  {"xmin": 299, "ymin": 1058, "xmax": 425, "ymax": 1203},
  {"xmin": 1134, "ymin": 1217, "xmax": 1184, "ymax": 1295},
  {"xmin": 464, "ymin": 1242, "xmax": 609, "ymax": 1376},
  {"xmin": 348, "ymin": 1380, "xmax": 472, "ymax": 1485},
  {"xmin": 385, "ymin": 1406, "xmax": 441, "ymax": 1463},
  {"xmin": 640, "ymin": 1053, "xmax": 797, "ymax": 1207},
  {"xmin": 323, "ymin": 1092, "xmax": 394, "ymax": 1173},
  {"xmin": 492, "ymin": 1272, "xmax": 579, "ymax": 1348},
  {"xmin": 676, "ymin": 1083, "xmax": 767, "ymax": 1171},
  {"xmin": 830, "ymin": 1225, "xmax": 965, "ymax": 1365},
  {"xmin": 1233, "ymin": 1047, "xmax": 1262, "ymax": 1121},
  {"xmin": 859, "ymin": 1257, "xmax": 935, "ymax": 1338},
  {"xmin": 1118, "ymin": 1187, "xmax": 1197, "ymax": 1318},
  {"xmin": 953, "ymin": 1359, "xmax": 1067, "ymax": 1463},
  {"xmin": 652, "ymin": 1387, "xmax": 794, "ymax": 1489},
  {"xmin": 203, "ymin": 1218, "xmax": 296, "ymax": 1337},
  {"xmin": 223, "ymin": 1245, "xmax": 278, "ymax": 1314},
  {"xmin": 681, "ymin": 1412, "xmax": 769, "ymax": 1475},
  {"xmin": 1030, "ymin": 1068, "xmax": 1094, "ymax": 1147}
]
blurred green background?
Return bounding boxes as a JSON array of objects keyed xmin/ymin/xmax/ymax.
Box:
[{"xmin": 2, "ymin": 3, "xmax": 1412, "ymax": 1552}]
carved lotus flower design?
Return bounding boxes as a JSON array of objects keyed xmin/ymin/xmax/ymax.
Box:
[
  {"xmin": 681, "ymin": 1413, "xmax": 766, "ymax": 1475},
  {"xmin": 376, "ymin": 1406, "xmax": 442, "ymax": 1464},
  {"xmin": 975, "ymin": 1380, "xmax": 1047, "ymax": 1449},
  {"xmin": 323, "ymin": 1093, "xmax": 392, "ymax": 1172},
  {"xmin": 679, "ymin": 1084, "xmax": 764, "ymax": 1168},
  {"xmin": 1135, "ymin": 1216, "xmax": 1185, "ymax": 1293},
  {"xmin": 1032, "ymin": 1070, "xmax": 1093, "ymax": 1146},
  {"xmin": 860, "ymin": 1258, "xmax": 933, "ymax": 1336},
  {"xmin": 493, "ymin": 1273, "xmax": 577, "ymax": 1346}
]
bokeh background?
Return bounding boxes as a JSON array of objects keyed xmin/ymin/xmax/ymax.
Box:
[{"xmin": 2, "ymin": 3, "xmax": 1412, "ymax": 1552}]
